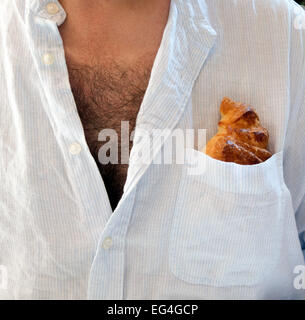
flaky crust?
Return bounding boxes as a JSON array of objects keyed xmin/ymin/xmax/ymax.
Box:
[{"xmin": 204, "ymin": 97, "xmax": 272, "ymax": 165}]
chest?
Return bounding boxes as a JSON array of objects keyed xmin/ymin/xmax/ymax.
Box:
[{"xmin": 66, "ymin": 58, "xmax": 152, "ymax": 209}]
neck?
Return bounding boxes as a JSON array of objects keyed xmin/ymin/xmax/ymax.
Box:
[
  {"xmin": 59, "ymin": 0, "xmax": 166, "ymax": 11},
  {"xmin": 59, "ymin": 0, "xmax": 171, "ymax": 65}
]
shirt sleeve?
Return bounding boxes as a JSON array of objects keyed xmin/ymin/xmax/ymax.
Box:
[{"xmin": 284, "ymin": 1, "xmax": 305, "ymax": 260}]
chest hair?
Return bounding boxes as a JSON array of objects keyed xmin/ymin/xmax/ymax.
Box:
[{"xmin": 66, "ymin": 58, "xmax": 152, "ymax": 210}]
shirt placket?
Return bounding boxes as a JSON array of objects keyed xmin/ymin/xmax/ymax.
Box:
[
  {"xmin": 26, "ymin": 0, "xmax": 139, "ymax": 299},
  {"xmin": 27, "ymin": 0, "xmax": 113, "ymax": 226}
]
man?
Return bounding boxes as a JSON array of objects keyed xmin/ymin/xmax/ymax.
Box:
[{"xmin": 0, "ymin": 0, "xmax": 304, "ymax": 300}]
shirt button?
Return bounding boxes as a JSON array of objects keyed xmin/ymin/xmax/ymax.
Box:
[
  {"xmin": 69, "ymin": 142, "xmax": 82, "ymax": 155},
  {"xmin": 46, "ymin": 2, "xmax": 60, "ymax": 15},
  {"xmin": 102, "ymin": 237, "xmax": 113, "ymax": 250},
  {"xmin": 42, "ymin": 53, "xmax": 55, "ymax": 66}
]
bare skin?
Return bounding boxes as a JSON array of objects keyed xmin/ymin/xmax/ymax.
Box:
[{"xmin": 58, "ymin": 0, "xmax": 171, "ymax": 210}]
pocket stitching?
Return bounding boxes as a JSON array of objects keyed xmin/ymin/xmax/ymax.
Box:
[{"xmin": 169, "ymin": 150, "xmax": 285, "ymax": 287}]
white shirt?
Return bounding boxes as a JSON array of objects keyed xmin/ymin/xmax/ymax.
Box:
[{"xmin": 0, "ymin": 0, "xmax": 305, "ymax": 300}]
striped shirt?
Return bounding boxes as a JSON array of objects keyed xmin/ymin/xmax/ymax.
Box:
[{"xmin": 0, "ymin": 0, "xmax": 305, "ymax": 299}]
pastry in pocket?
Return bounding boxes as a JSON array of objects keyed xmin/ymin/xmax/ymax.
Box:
[{"xmin": 204, "ymin": 97, "xmax": 272, "ymax": 165}]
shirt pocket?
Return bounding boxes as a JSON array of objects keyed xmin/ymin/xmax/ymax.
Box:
[{"xmin": 169, "ymin": 148, "xmax": 286, "ymax": 287}]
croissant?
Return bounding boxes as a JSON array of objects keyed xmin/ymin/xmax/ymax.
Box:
[{"xmin": 204, "ymin": 97, "xmax": 272, "ymax": 165}]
